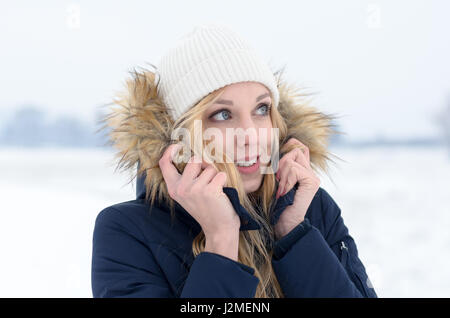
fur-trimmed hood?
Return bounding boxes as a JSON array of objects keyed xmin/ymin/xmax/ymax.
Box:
[{"xmin": 99, "ymin": 67, "xmax": 342, "ymax": 204}]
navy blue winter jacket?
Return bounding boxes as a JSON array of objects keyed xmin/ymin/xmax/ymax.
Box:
[{"xmin": 91, "ymin": 172, "xmax": 377, "ymax": 298}]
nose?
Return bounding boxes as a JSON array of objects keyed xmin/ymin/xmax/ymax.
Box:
[{"xmin": 235, "ymin": 115, "xmax": 259, "ymax": 157}]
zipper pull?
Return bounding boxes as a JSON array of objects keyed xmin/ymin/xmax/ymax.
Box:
[{"xmin": 340, "ymin": 241, "xmax": 349, "ymax": 267}]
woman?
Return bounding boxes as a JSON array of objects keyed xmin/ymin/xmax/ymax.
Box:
[{"xmin": 91, "ymin": 24, "xmax": 377, "ymax": 298}]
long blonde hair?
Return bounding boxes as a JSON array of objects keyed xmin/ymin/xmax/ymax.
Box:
[{"xmin": 168, "ymin": 82, "xmax": 289, "ymax": 298}]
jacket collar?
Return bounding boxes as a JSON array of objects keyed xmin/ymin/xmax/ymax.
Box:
[{"xmin": 136, "ymin": 169, "xmax": 297, "ymax": 232}]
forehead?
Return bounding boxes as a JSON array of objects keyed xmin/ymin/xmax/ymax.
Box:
[{"xmin": 219, "ymin": 82, "xmax": 270, "ymax": 99}]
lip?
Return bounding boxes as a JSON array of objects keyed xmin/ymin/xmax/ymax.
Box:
[
  {"xmin": 235, "ymin": 156, "xmax": 258, "ymax": 163},
  {"xmin": 235, "ymin": 156, "xmax": 260, "ymax": 174}
]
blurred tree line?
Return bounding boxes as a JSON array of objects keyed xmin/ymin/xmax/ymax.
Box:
[
  {"xmin": 0, "ymin": 105, "xmax": 111, "ymax": 147},
  {"xmin": 1, "ymin": 102, "xmax": 448, "ymax": 150}
]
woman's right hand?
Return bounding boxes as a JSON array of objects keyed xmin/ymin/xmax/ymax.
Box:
[{"xmin": 159, "ymin": 144, "xmax": 241, "ymax": 239}]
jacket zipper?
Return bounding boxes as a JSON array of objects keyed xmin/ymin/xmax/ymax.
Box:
[{"xmin": 340, "ymin": 240, "xmax": 368, "ymax": 297}]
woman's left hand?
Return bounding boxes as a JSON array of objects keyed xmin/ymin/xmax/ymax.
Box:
[{"xmin": 274, "ymin": 138, "xmax": 321, "ymax": 240}]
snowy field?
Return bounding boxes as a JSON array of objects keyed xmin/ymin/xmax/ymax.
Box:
[{"xmin": 0, "ymin": 146, "xmax": 449, "ymax": 297}]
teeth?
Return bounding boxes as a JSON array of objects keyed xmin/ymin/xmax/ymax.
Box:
[{"xmin": 236, "ymin": 158, "xmax": 257, "ymax": 167}]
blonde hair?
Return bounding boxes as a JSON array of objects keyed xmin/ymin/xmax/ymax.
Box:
[{"xmin": 167, "ymin": 82, "xmax": 289, "ymax": 298}]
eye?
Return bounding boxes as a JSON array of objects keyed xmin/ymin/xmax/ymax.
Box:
[
  {"xmin": 255, "ymin": 103, "xmax": 271, "ymax": 116},
  {"xmin": 210, "ymin": 109, "xmax": 231, "ymax": 121}
]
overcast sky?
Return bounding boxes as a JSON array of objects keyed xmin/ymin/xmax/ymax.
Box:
[{"xmin": 1, "ymin": 0, "xmax": 449, "ymax": 141}]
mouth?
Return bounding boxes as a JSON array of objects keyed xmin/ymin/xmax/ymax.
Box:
[{"xmin": 235, "ymin": 156, "xmax": 260, "ymax": 174}]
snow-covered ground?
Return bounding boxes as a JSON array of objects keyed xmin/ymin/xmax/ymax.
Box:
[{"xmin": 0, "ymin": 146, "xmax": 449, "ymax": 297}]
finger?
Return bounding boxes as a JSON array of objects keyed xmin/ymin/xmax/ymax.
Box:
[
  {"xmin": 195, "ymin": 164, "xmax": 218, "ymax": 187},
  {"xmin": 275, "ymin": 153, "xmax": 291, "ymax": 180},
  {"xmin": 284, "ymin": 138, "xmax": 310, "ymax": 165},
  {"xmin": 279, "ymin": 147, "xmax": 309, "ymax": 174},
  {"xmin": 284, "ymin": 137, "xmax": 300, "ymax": 148},
  {"xmin": 159, "ymin": 144, "xmax": 182, "ymax": 185},
  {"xmin": 180, "ymin": 155, "xmax": 203, "ymax": 183},
  {"xmin": 208, "ymin": 171, "xmax": 227, "ymax": 191},
  {"xmin": 275, "ymin": 156, "xmax": 285, "ymax": 181},
  {"xmin": 277, "ymin": 160, "xmax": 303, "ymax": 198},
  {"xmin": 302, "ymin": 144, "xmax": 310, "ymax": 163},
  {"xmin": 282, "ymin": 137, "xmax": 303, "ymax": 156},
  {"xmin": 292, "ymin": 147, "xmax": 310, "ymax": 169},
  {"xmin": 296, "ymin": 142, "xmax": 310, "ymax": 167},
  {"xmin": 276, "ymin": 141, "xmax": 303, "ymax": 180},
  {"xmin": 275, "ymin": 150, "xmax": 299, "ymax": 181},
  {"xmin": 276, "ymin": 158, "xmax": 295, "ymax": 198},
  {"xmin": 282, "ymin": 165, "xmax": 303, "ymax": 196},
  {"xmin": 279, "ymin": 163, "xmax": 310, "ymax": 197}
]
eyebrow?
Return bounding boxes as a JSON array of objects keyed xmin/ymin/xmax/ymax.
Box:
[{"xmin": 214, "ymin": 93, "xmax": 271, "ymax": 105}]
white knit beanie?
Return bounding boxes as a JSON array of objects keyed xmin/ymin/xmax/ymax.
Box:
[{"xmin": 154, "ymin": 24, "xmax": 279, "ymax": 121}]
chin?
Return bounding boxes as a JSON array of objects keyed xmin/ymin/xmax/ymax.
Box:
[{"xmin": 242, "ymin": 175, "xmax": 264, "ymax": 194}]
